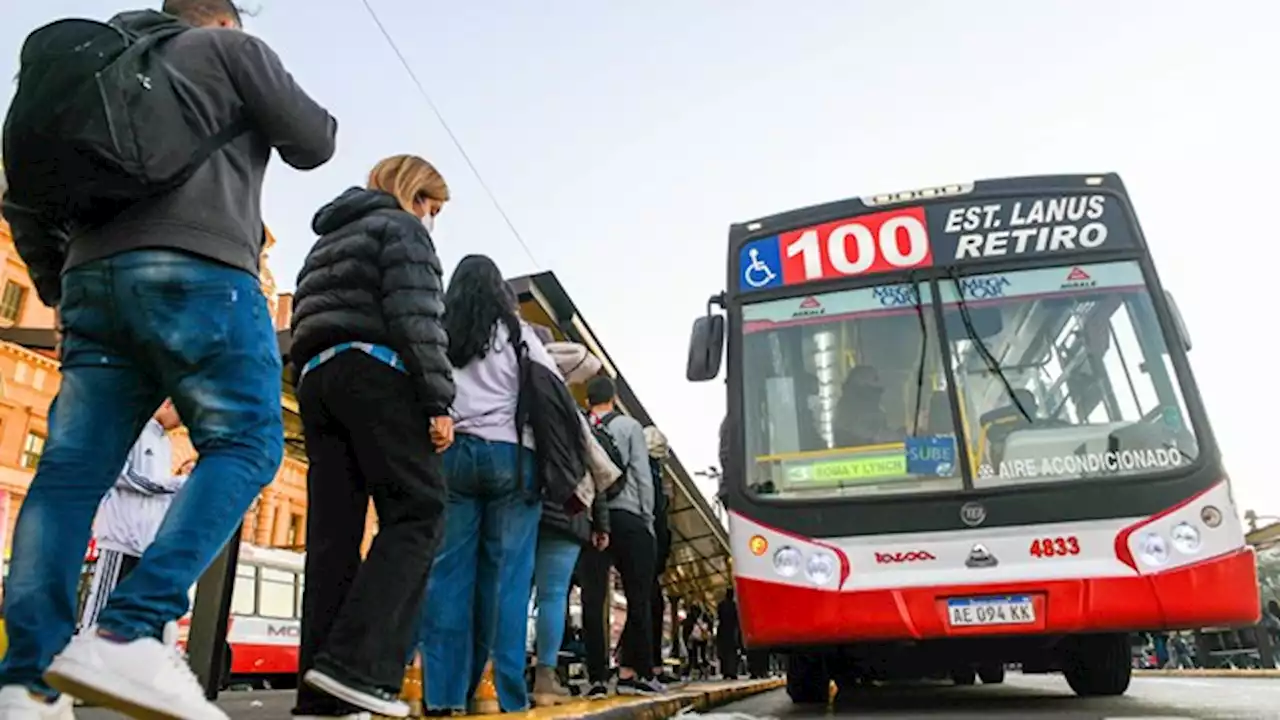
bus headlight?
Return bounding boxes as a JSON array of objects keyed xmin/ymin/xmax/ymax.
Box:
[
  {"xmin": 806, "ymin": 552, "xmax": 837, "ymax": 586},
  {"xmin": 1139, "ymin": 532, "xmax": 1170, "ymax": 567},
  {"xmin": 1171, "ymin": 522, "xmax": 1202, "ymax": 554},
  {"xmin": 1200, "ymin": 505, "xmax": 1223, "ymax": 528},
  {"xmin": 773, "ymin": 546, "xmax": 802, "ymax": 578}
]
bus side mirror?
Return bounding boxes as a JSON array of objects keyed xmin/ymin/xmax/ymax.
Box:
[
  {"xmin": 687, "ymin": 314, "xmax": 725, "ymax": 382},
  {"xmin": 1165, "ymin": 291, "xmax": 1192, "ymax": 352}
]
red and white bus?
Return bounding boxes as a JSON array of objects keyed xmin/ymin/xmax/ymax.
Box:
[
  {"xmin": 685, "ymin": 174, "xmax": 1258, "ymax": 702},
  {"xmin": 178, "ymin": 543, "xmax": 303, "ymax": 686}
]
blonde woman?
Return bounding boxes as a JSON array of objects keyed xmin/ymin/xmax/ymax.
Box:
[{"xmin": 289, "ymin": 155, "xmax": 456, "ymax": 719}]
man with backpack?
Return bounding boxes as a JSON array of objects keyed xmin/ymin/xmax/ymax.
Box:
[
  {"xmin": 576, "ymin": 376, "xmax": 663, "ymax": 698},
  {"xmin": 0, "ymin": 1, "xmax": 335, "ymax": 719}
]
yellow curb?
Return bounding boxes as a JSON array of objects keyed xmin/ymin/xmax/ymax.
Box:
[
  {"xmin": 466, "ymin": 678, "xmax": 786, "ymax": 720},
  {"xmin": 1135, "ymin": 668, "xmax": 1280, "ymax": 678}
]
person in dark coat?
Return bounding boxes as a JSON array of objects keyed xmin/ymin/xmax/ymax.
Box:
[
  {"xmin": 715, "ymin": 589, "xmax": 741, "ymax": 679},
  {"xmin": 644, "ymin": 426, "xmax": 676, "ymax": 682},
  {"xmin": 526, "ymin": 325, "xmax": 613, "ymax": 706},
  {"xmin": 289, "ymin": 154, "xmax": 455, "ymax": 718}
]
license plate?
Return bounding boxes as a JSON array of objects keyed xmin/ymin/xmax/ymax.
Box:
[{"xmin": 947, "ymin": 595, "xmax": 1036, "ymax": 627}]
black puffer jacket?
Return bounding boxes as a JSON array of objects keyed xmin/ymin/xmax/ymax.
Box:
[{"xmin": 290, "ymin": 188, "xmax": 454, "ymax": 415}]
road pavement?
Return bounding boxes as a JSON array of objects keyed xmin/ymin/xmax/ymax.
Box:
[{"xmin": 706, "ymin": 671, "xmax": 1280, "ymax": 719}]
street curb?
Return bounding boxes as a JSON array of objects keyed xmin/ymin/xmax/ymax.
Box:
[
  {"xmin": 1135, "ymin": 668, "xmax": 1280, "ymax": 678},
  {"xmin": 578, "ymin": 678, "xmax": 786, "ymax": 720}
]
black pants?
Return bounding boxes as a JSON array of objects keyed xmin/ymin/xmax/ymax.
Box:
[
  {"xmin": 650, "ymin": 581, "xmax": 665, "ymax": 670},
  {"xmin": 717, "ymin": 641, "xmax": 739, "ymax": 679},
  {"xmin": 650, "ymin": 538, "xmax": 669, "ymax": 668},
  {"xmin": 293, "ymin": 352, "xmax": 446, "ymax": 715},
  {"xmin": 578, "ymin": 509, "xmax": 657, "ymax": 682}
]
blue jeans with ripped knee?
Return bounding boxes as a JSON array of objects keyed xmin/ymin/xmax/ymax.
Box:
[
  {"xmin": 419, "ymin": 434, "xmax": 541, "ymax": 713},
  {"xmin": 0, "ymin": 250, "xmax": 283, "ymax": 696}
]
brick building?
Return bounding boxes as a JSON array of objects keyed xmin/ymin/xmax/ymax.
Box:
[{"xmin": 0, "ymin": 213, "xmax": 371, "ymax": 564}]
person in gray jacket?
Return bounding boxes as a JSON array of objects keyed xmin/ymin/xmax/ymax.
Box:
[
  {"xmin": 577, "ymin": 376, "xmax": 664, "ymax": 698},
  {"xmin": 0, "ymin": 1, "xmax": 335, "ymax": 719}
]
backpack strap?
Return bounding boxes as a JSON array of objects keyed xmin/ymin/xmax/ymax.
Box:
[{"xmin": 511, "ymin": 326, "xmax": 533, "ymax": 496}]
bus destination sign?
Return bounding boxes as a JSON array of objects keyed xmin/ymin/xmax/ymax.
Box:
[{"xmin": 738, "ymin": 193, "xmax": 1136, "ymax": 293}]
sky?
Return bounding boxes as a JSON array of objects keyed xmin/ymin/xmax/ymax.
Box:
[{"xmin": 2, "ymin": 0, "xmax": 1278, "ymax": 516}]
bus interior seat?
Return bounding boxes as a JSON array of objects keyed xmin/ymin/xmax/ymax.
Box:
[
  {"xmin": 1107, "ymin": 419, "xmax": 1186, "ymax": 455},
  {"xmin": 978, "ymin": 390, "xmax": 1039, "ymax": 466},
  {"xmin": 1001, "ymin": 422, "xmax": 1135, "ymax": 466}
]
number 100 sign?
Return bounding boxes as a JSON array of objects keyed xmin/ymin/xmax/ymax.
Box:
[{"xmin": 780, "ymin": 207, "xmax": 933, "ymax": 285}]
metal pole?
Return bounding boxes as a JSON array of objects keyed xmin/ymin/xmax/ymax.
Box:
[{"xmin": 188, "ymin": 526, "xmax": 242, "ymax": 700}]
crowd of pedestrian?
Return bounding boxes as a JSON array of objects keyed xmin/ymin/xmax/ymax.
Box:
[{"xmin": 0, "ymin": 2, "xmax": 747, "ymax": 720}]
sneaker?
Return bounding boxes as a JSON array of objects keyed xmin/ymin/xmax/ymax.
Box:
[
  {"xmin": 43, "ymin": 624, "xmax": 225, "ymax": 720},
  {"xmin": 0, "ymin": 687, "xmax": 75, "ymax": 720},
  {"xmin": 584, "ymin": 682, "xmax": 609, "ymax": 700},
  {"xmin": 615, "ymin": 677, "xmax": 663, "ymax": 696},
  {"xmin": 654, "ymin": 672, "xmax": 681, "ymax": 686},
  {"xmin": 303, "ymin": 669, "xmax": 409, "ymax": 719}
]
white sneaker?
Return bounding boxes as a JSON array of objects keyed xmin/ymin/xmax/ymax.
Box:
[
  {"xmin": 43, "ymin": 624, "xmax": 227, "ymax": 720},
  {"xmin": 0, "ymin": 686, "xmax": 75, "ymax": 720}
]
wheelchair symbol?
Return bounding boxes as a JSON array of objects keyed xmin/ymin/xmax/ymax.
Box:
[{"xmin": 743, "ymin": 249, "xmax": 777, "ymax": 289}]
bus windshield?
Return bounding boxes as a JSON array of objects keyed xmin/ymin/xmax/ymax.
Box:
[
  {"xmin": 741, "ymin": 281, "xmax": 963, "ymax": 498},
  {"xmin": 944, "ymin": 260, "xmax": 1197, "ymax": 487},
  {"xmin": 739, "ymin": 260, "xmax": 1198, "ymax": 500}
]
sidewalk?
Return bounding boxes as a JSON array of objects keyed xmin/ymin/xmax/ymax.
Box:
[{"xmin": 76, "ymin": 679, "xmax": 785, "ymax": 720}]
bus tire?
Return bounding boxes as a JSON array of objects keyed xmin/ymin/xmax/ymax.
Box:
[
  {"xmin": 785, "ymin": 654, "xmax": 830, "ymax": 705},
  {"xmin": 1063, "ymin": 634, "xmax": 1131, "ymax": 697},
  {"xmin": 978, "ymin": 663, "xmax": 1005, "ymax": 685},
  {"xmin": 951, "ymin": 666, "xmax": 976, "ymax": 686}
]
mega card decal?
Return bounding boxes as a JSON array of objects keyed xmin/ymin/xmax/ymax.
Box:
[{"xmin": 737, "ymin": 193, "xmax": 1136, "ymax": 293}]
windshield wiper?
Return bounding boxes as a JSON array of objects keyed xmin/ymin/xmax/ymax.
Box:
[
  {"xmin": 908, "ymin": 272, "xmax": 927, "ymax": 436},
  {"xmin": 946, "ymin": 269, "xmax": 1033, "ymax": 424}
]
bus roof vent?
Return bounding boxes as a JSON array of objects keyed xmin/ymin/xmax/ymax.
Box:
[{"xmin": 861, "ymin": 182, "xmax": 975, "ymax": 207}]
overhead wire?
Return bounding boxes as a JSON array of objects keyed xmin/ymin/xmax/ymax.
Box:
[{"xmin": 356, "ymin": 0, "xmax": 541, "ymax": 269}]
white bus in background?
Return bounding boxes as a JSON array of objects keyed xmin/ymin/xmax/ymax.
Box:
[{"xmin": 179, "ymin": 543, "xmax": 303, "ymax": 687}]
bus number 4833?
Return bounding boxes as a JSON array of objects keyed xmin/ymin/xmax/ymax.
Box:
[{"xmin": 1029, "ymin": 537, "xmax": 1080, "ymax": 557}]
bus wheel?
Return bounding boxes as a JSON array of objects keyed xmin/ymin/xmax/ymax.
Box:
[
  {"xmin": 978, "ymin": 663, "xmax": 1005, "ymax": 685},
  {"xmin": 951, "ymin": 666, "xmax": 976, "ymax": 686},
  {"xmin": 785, "ymin": 654, "xmax": 830, "ymax": 705},
  {"xmin": 1063, "ymin": 634, "xmax": 1131, "ymax": 697}
]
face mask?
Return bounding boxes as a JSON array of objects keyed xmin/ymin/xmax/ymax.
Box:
[{"xmin": 422, "ymin": 214, "xmax": 435, "ymax": 233}]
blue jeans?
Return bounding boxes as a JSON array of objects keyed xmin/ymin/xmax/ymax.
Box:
[
  {"xmin": 533, "ymin": 533, "xmax": 581, "ymax": 668},
  {"xmin": 419, "ymin": 434, "xmax": 540, "ymax": 713},
  {"xmin": 0, "ymin": 250, "xmax": 283, "ymax": 695}
]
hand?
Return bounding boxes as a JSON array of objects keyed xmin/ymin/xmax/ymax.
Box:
[
  {"xmin": 430, "ymin": 416, "xmax": 454, "ymax": 453},
  {"xmin": 592, "ymin": 532, "xmax": 610, "ymax": 551},
  {"xmin": 177, "ymin": 458, "xmax": 196, "ymax": 476}
]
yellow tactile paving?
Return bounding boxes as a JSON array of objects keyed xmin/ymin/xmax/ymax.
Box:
[{"xmin": 462, "ymin": 680, "xmax": 777, "ymax": 720}]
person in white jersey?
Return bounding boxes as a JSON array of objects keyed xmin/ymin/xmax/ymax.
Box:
[{"xmin": 80, "ymin": 399, "xmax": 187, "ymax": 630}]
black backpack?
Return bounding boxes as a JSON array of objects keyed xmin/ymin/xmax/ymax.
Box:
[
  {"xmin": 2, "ymin": 11, "xmax": 248, "ymax": 224},
  {"xmin": 589, "ymin": 411, "xmax": 628, "ymax": 500}
]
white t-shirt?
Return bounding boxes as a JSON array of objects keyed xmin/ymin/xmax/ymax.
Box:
[
  {"xmin": 451, "ymin": 320, "xmax": 562, "ymax": 447},
  {"xmin": 93, "ymin": 419, "xmax": 187, "ymax": 557}
]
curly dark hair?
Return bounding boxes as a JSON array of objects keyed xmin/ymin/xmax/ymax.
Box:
[{"xmin": 444, "ymin": 254, "xmax": 521, "ymax": 368}]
